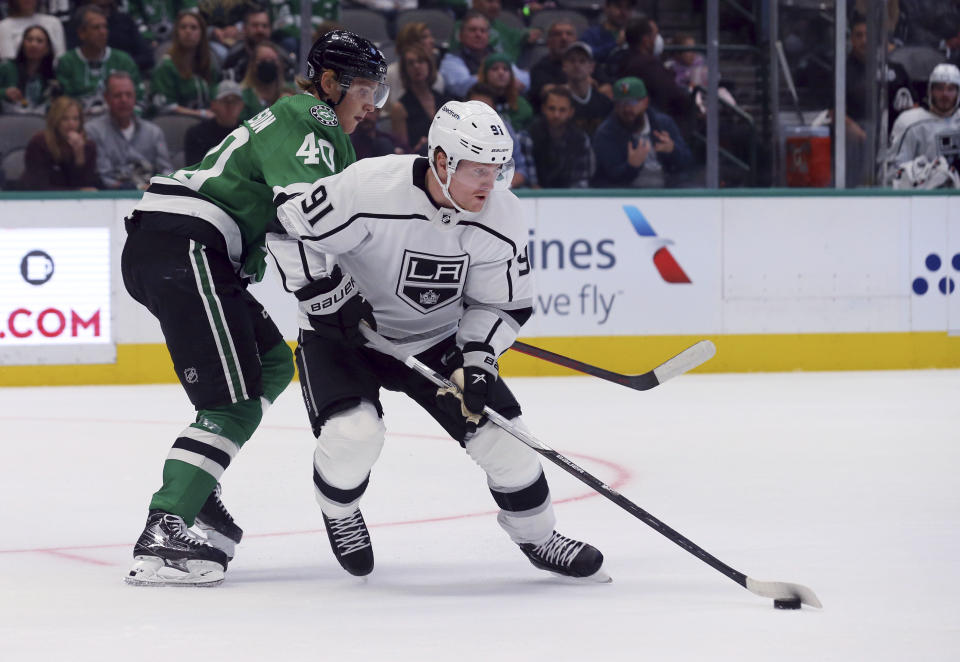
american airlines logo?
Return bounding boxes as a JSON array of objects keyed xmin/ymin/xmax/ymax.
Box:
[
  {"xmin": 396, "ymin": 250, "xmax": 469, "ymax": 314},
  {"xmin": 622, "ymin": 205, "xmax": 692, "ymax": 284}
]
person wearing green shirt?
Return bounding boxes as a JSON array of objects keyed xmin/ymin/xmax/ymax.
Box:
[
  {"xmin": 450, "ymin": 0, "xmax": 539, "ymax": 63},
  {"xmin": 55, "ymin": 5, "xmax": 144, "ymax": 115},
  {"xmin": 150, "ymin": 10, "xmax": 220, "ymax": 117},
  {"xmin": 122, "ymin": 30, "xmax": 390, "ymax": 587}
]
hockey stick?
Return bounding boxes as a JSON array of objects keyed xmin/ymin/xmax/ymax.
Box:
[
  {"xmin": 509, "ymin": 340, "xmax": 717, "ymax": 391},
  {"xmin": 360, "ymin": 326, "xmax": 822, "ymax": 609}
]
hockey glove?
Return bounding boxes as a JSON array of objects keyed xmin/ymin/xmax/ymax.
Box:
[
  {"xmin": 436, "ymin": 342, "xmax": 498, "ymax": 433},
  {"xmin": 297, "ymin": 265, "xmax": 376, "ymax": 347}
]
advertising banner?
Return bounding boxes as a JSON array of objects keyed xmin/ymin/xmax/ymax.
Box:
[
  {"xmin": 523, "ymin": 197, "xmax": 722, "ymax": 337},
  {"xmin": 0, "ymin": 227, "xmax": 114, "ymax": 365}
]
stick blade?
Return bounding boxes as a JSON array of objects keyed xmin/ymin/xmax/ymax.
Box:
[
  {"xmin": 746, "ymin": 577, "xmax": 823, "ymax": 608},
  {"xmin": 651, "ymin": 340, "xmax": 716, "ymax": 384}
]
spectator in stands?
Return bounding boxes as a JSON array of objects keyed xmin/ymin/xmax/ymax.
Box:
[
  {"xmin": 19, "ymin": 95, "xmax": 101, "ymax": 190},
  {"xmin": 899, "ymin": 0, "xmax": 953, "ymax": 49},
  {"xmin": 127, "ymin": 0, "xmax": 179, "ymax": 45},
  {"xmin": 615, "ymin": 18, "xmax": 697, "ymax": 138},
  {"xmin": 561, "ymin": 40, "xmax": 613, "ymax": 137},
  {"xmin": 0, "ymin": 25, "xmax": 60, "ymax": 115},
  {"xmin": 351, "ymin": 107, "xmax": 402, "ymax": 160},
  {"xmin": 350, "ymin": 0, "xmax": 416, "ymax": 16},
  {"xmin": 269, "ymin": 0, "xmax": 340, "ymax": 57},
  {"xmin": 664, "ymin": 33, "xmax": 706, "ymax": 90},
  {"xmin": 0, "ymin": 0, "xmax": 66, "ymax": 60},
  {"xmin": 183, "ymin": 79, "xmax": 244, "ymax": 166},
  {"xmin": 151, "ymin": 10, "xmax": 220, "ymax": 118},
  {"xmin": 198, "ymin": 0, "xmax": 251, "ymax": 62},
  {"xmin": 844, "ymin": 13, "xmax": 912, "ymax": 185},
  {"xmin": 479, "ymin": 53, "xmax": 533, "ymax": 131},
  {"xmin": 85, "ymin": 0, "xmax": 155, "ymax": 76},
  {"xmin": 518, "ymin": 85, "xmax": 593, "ymax": 188},
  {"xmin": 467, "ymin": 81, "xmax": 528, "ymax": 187},
  {"xmin": 385, "ymin": 22, "xmax": 443, "ymax": 108},
  {"xmin": 528, "ymin": 19, "xmax": 578, "ymax": 111},
  {"xmin": 580, "ymin": 0, "xmax": 634, "ymax": 67},
  {"xmin": 391, "ymin": 44, "xmax": 453, "ymax": 155},
  {"xmin": 56, "ymin": 5, "xmax": 143, "ymax": 115},
  {"xmin": 239, "ymin": 41, "xmax": 289, "ymax": 121},
  {"xmin": 450, "ymin": 0, "xmax": 540, "ymax": 63},
  {"xmin": 222, "ymin": 5, "xmax": 294, "ymax": 84},
  {"xmin": 592, "ymin": 76, "xmax": 692, "ymax": 188},
  {"xmin": 440, "ymin": 11, "xmax": 530, "ymax": 99},
  {"xmin": 86, "ymin": 71, "xmax": 171, "ymax": 189}
]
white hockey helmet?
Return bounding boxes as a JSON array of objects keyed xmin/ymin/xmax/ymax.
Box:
[
  {"xmin": 427, "ymin": 100, "xmax": 514, "ymax": 212},
  {"xmin": 928, "ymin": 63, "xmax": 960, "ymax": 113}
]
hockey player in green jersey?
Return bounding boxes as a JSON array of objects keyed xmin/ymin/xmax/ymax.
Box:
[{"xmin": 122, "ymin": 30, "xmax": 389, "ymax": 586}]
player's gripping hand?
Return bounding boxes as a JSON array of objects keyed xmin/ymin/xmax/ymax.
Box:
[
  {"xmin": 436, "ymin": 342, "xmax": 498, "ymax": 433},
  {"xmin": 296, "ymin": 265, "xmax": 376, "ymax": 347}
]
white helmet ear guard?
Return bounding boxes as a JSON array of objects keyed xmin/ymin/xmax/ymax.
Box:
[{"xmin": 427, "ymin": 101, "xmax": 514, "ymax": 212}]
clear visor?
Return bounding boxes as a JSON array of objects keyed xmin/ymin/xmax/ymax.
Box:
[
  {"xmin": 341, "ymin": 79, "xmax": 391, "ymax": 108},
  {"xmin": 451, "ymin": 159, "xmax": 515, "ymax": 191}
]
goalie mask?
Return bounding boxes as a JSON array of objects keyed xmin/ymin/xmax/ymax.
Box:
[
  {"xmin": 928, "ymin": 63, "xmax": 960, "ymax": 116},
  {"xmin": 427, "ymin": 100, "xmax": 515, "ymax": 214}
]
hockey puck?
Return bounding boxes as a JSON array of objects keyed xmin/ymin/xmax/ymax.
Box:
[{"xmin": 774, "ymin": 598, "xmax": 802, "ymax": 610}]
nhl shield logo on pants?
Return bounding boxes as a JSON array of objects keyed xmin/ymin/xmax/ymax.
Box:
[{"xmin": 396, "ymin": 250, "xmax": 469, "ymax": 314}]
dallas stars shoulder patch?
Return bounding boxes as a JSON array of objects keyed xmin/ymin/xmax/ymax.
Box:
[{"xmin": 310, "ymin": 103, "xmax": 339, "ymax": 127}]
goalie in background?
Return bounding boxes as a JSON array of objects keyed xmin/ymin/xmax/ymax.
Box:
[{"xmin": 886, "ymin": 63, "xmax": 960, "ymax": 187}]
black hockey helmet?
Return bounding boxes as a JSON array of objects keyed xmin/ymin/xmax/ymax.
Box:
[{"xmin": 306, "ymin": 30, "xmax": 389, "ymax": 107}]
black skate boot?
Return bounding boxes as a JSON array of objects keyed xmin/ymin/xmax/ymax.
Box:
[
  {"xmin": 519, "ymin": 531, "xmax": 610, "ymax": 582},
  {"xmin": 194, "ymin": 483, "xmax": 243, "ymax": 561},
  {"xmin": 125, "ymin": 510, "xmax": 228, "ymax": 586},
  {"xmin": 322, "ymin": 509, "xmax": 374, "ymax": 576}
]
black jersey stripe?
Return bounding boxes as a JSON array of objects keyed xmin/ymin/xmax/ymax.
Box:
[
  {"xmin": 172, "ymin": 437, "xmax": 232, "ymax": 470},
  {"xmin": 300, "ymin": 213, "xmax": 430, "ymax": 243},
  {"xmin": 297, "ymin": 242, "xmax": 315, "ymax": 283},
  {"xmin": 458, "ymin": 221, "xmax": 517, "ymax": 256},
  {"xmin": 484, "ymin": 318, "xmax": 503, "ymax": 345},
  {"xmin": 313, "ymin": 466, "xmax": 370, "ymax": 505},
  {"xmin": 505, "ymin": 259, "xmax": 514, "ymax": 301},
  {"xmin": 489, "ymin": 471, "xmax": 549, "ymax": 512},
  {"xmin": 144, "ymin": 182, "xmax": 246, "ymax": 232}
]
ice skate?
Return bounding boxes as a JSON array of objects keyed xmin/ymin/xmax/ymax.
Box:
[
  {"xmin": 125, "ymin": 511, "xmax": 228, "ymax": 587},
  {"xmin": 323, "ymin": 509, "xmax": 374, "ymax": 576},
  {"xmin": 194, "ymin": 483, "xmax": 243, "ymax": 561},
  {"xmin": 519, "ymin": 531, "xmax": 610, "ymax": 583}
]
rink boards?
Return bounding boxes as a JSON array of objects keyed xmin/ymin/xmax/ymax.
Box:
[{"xmin": 1, "ymin": 190, "xmax": 958, "ymax": 385}]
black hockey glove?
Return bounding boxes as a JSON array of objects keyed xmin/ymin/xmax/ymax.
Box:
[
  {"xmin": 435, "ymin": 342, "xmax": 498, "ymax": 433},
  {"xmin": 296, "ymin": 265, "xmax": 376, "ymax": 347}
]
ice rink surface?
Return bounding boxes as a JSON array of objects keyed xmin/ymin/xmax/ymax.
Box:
[{"xmin": 1, "ymin": 369, "xmax": 958, "ymax": 661}]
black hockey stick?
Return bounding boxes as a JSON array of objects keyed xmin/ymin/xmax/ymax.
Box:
[
  {"xmin": 509, "ymin": 340, "xmax": 716, "ymax": 391},
  {"xmin": 361, "ymin": 326, "xmax": 822, "ymax": 609}
]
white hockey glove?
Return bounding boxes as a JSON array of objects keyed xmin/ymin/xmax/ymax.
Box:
[
  {"xmin": 435, "ymin": 342, "xmax": 498, "ymax": 433},
  {"xmin": 296, "ymin": 265, "xmax": 376, "ymax": 347},
  {"xmin": 892, "ymin": 86, "xmax": 914, "ymax": 112}
]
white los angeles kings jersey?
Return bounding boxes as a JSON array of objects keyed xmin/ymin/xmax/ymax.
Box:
[{"xmin": 269, "ymin": 154, "xmax": 533, "ymax": 357}]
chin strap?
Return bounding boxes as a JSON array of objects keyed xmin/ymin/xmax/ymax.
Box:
[{"xmin": 429, "ymin": 153, "xmax": 469, "ymax": 214}]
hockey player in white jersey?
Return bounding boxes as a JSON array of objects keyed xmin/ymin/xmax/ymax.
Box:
[
  {"xmin": 887, "ymin": 63, "xmax": 960, "ymax": 186},
  {"xmin": 268, "ymin": 100, "xmax": 607, "ymax": 581}
]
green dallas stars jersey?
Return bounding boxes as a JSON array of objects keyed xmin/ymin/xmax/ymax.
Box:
[{"xmin": 134, "ymin": 92, "xmax": 355, "ymax": 282}]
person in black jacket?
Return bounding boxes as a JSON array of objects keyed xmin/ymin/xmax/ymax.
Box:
[
  {"xmin": 183, "ymin": 80, "xmax": 244, "ymax": 166},
  {"xmin": 518, "ymin": 85, "xmax": 594, "ymax": 188}
]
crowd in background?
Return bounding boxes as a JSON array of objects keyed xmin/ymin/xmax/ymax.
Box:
[{"xmin": 2, "ymin": 0, "xmax": 960, "ymax": 191}]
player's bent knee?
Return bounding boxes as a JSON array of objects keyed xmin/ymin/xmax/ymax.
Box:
[
  {"xmin": 315, "ymin": 401, "xmax": 385, "ymax": 487},
  {"xmin": 196, "ymin": 399, "xmax": 263, "ymax": 448},
  {"xmin": 260, "ymin": 341, "xmax": 295, "ymax": 404},
  {"xmin": 465, "ymin": 417, "xmax": 542, "ymax": 488}
]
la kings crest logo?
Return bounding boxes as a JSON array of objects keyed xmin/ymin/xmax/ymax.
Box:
[
  {"xmin": 310, "ymin": 103, "xmax": 339, "ymax": 127},
  {"xmin": 396, "ymin": 250, "xmax": 469, "ymax": 314}
]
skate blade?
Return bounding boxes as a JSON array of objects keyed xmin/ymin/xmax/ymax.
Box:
[
  {"xmin": 124, "ymin": 556, "xmax": 225, "ymax": 587},
  {"xmin": 543, "ymin": 566, "xmax": 613, "ymax": 584}
]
